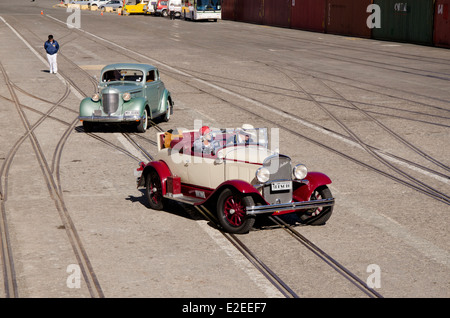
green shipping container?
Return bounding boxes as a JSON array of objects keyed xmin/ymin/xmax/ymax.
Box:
[{"xmin": 372, "ymin": 0, "xmax": 434, "ymax": 45}]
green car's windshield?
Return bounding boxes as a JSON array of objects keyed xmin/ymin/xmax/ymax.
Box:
[{"xmin": 102, "ymin": 69, "xmax": 144, "ymax": 82}]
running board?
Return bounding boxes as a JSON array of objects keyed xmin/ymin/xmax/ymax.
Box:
[{"xmin": 163, "ymin": 194, "xmax": 203, "ymax": 205}]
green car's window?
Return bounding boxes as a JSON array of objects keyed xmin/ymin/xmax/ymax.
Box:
[{"xmin": 103, "ymin": 69, "xmax": 144, "ymax": 82}]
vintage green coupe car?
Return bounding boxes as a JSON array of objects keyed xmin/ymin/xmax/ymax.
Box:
[{"xmin": 79, "ymin": 63, "xmax": 173, "ymax": 132}]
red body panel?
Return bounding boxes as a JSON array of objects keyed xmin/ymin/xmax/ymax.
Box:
[
  {"xmin": 182, "ymin": 179, "xmax": 264, "ymax": 205},
  {"xmin": 293, "ymin": 172, "xmax": 332, "ymax": 202},
  {"xmin": 141, "ymin": 160, "xmax": 172, "ymax": 195}
]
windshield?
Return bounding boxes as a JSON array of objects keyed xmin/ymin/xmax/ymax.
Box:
[
  {"xmin": 102, "ymin": 69, "xmax": 144, "ymax": 82},
  {"xmin": 209, "ymin": 127, "xmax": 268, "ymax": 151},
  {"xmin": 196, "ymin": 0, "xmax": 220, "ymax": 11}
]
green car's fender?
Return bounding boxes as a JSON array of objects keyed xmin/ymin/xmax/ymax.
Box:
[
  {"xmin": 79, "ymin": 97, "xmax": 100, "ymax": 117},
  {"xmin": 160, "ymin": 89, "xmax": 173, "ymax": 113},
  {"xmin": 123, "ymin": 97, "xmax": 148, "ymax": 117}
]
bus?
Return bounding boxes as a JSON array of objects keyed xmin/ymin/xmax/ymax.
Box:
[{"xmin": 181, "ymin": 0, "xmax": 221, "ymax": 21}]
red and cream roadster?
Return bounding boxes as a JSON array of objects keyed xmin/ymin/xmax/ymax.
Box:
[{"xmin": 136, "ymin": 126, "xmax": 335, "ymax": 234}]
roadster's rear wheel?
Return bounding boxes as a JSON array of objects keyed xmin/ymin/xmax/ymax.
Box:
[
  {"xmin": 217, "ymin": 188, "xmax": 255, "ymax": 234},
  {"xmin": 299, "ymin": 186, "xmax": 333, "ymax": 225},
  {"xmin": 145, "ymin": 169, "xmax": 164, "ymax": 210}
]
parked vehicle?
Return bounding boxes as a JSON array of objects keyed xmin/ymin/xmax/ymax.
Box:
[
  {"xmin": 168, "ymin": 0, "xmax": 182, "ymax": 18},
  {"xmin": 182, "ymin": 0, "xmax": 221, "ymax": 21},
  {"xmin": 125, "ymin": 0, "xmax": 151, "ymax": 14},
  {"xmin": 136, "ymin": 126, "xmax": 334, "ymax": 233},
  {"xmin": 143, "ymin": 0, "xmax": 158, "ymax": 14},
  {"xmin": 155, "ymin": 0, "xmax": 168, "ymax": 16},
  {"xmin": 79, "ymin": 63, "xmax": 173, "ymax": 133},
  {"xmin": 70, "ymin": 1, "xmax": 91, "ymax": 4},
  {"xmin": 90, "ymin": 0, "xmax": 110, "ymax": 8},
  {"xmin": 100, "ymin": 0, "xmax": 123, "ymax": 10}
]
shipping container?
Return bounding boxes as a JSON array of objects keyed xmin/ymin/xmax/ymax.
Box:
[
  {"xmin": 263, "ymin": 0, "xmax": 291, "ymax": 28},
  {"xmin": 221, "ymin": 0, "xmax": 237, "ymax": 21},
  {"xmin": 234, "ymin": 0, "xmax": 264, "ymax": 25},
  {"xmin": 372, "ymin": 0, "xmax": 434, "ymax": 45},
  {"xmin": 434, "ymin": 0, "xmax": 450, "ymax": 48},
  {"xmin": 291, "ymin": 0, "xmax": 326, "ymax": 32},
  {"xmin": 325, "ymin": 0, "xmax": 373, "ymax": 38}
]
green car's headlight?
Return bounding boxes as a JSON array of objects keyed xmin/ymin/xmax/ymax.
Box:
[
  {"xmin": 123, "ymin": 92, "xmax": 131, "ymax": 102},
  {"xmin": 91, "ymin": 93, "xmax": 100, "ymax": 102}
]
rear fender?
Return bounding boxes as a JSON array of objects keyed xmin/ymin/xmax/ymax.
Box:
[
  {"xmin": 138, "ymin": 161, "xmax": 172, "ymax": 195},
  {"xmin": 159, "ymin": 90, "xmax": 172, "ymax": 113},
  {"xmin": 293, "ymin": 172, "xmax": 332, "ymax": 202}
]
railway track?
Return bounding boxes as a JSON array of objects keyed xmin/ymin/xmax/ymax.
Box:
[
  {"xmin": 1, "ymin": 11, "xmax": 447, "ymax": 298},
  {"xmin": 29, "ymin": 13, "xmax": 447, "ymax": 296}
]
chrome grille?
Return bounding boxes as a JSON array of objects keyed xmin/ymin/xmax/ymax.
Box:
[
  {"xmin": 262, "ymin": 155, "xmax": 292, "ymax": 205},
  {"xmin": 102, "ymin": 93, "xmax": 119, "ymax": 115}
]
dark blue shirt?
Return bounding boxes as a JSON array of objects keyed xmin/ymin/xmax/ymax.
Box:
[{"xmin": 44, "ymin": 40, "xmax": 59, "ymax": 55}]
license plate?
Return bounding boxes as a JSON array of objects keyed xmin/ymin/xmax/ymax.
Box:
[{"xmin": 271, "ymin": 181, "xmax": 292, "ymax": 191}]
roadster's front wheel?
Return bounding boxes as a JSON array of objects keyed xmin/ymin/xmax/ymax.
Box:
[
  {"xmin": 216, "ymin": 188, "xmax": 255, "ymax": 234},
  {"xmin": 299, "ymin": 186, "xmax": 333, "ymax": 225},
  {"xmin": 145, "ymin": 169, "xmax": 164, "ymax": 210}
]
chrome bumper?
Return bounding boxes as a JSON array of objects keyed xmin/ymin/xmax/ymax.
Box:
[
  {"xmin": 78, "ymin": 115, "xmax": 141, "ymax": 123},
  {"xmin": 246, "ymin": 198, "xmax": 335, "ymax": 215}
]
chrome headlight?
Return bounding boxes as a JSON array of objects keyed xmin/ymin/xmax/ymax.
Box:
[
  {"xmin": 91, "ymin": 93, "xmax": 99, "ymax": 102},
  {"xmin": 256, "ymin": 167, "xmax": 270, "ymax": 183},
  {"xmin": 293, "ymin": 164, "xmax": 308, "ymax": 180},
  {"xmin": 123, "ymin": 92, "xmax": 131, "ymax": 102}
]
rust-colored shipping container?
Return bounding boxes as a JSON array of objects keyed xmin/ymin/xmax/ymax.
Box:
[
  {"xmin": 291, "ymin": 0, "xmax": 326, "ymax": 32},
  {"xmin": 263, "ymin": 0, "xmax": 291, "ymax": 28},
  {"xmin": 235, "ymin": 0, "xmax": 264, "ymax": 25},
  {"xmin": 434, "ymin": 0, "xmax": 450, "ymax": 48},
  {"xmin": 325, "ymin": 0, "xmax": 373, "ymax": 38},
  {"xmin": 221, "ymin": 0, "xmax": 237, "ymax": 21}
]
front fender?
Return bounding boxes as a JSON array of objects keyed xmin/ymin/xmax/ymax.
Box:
[
  {"xmin": 124, "ymin": 97, "xmax": 147, "ymax": 116},
  {"xmin": 202, "ymin": 180, "xmax": 265, "ymax": 207},
  {"xmin": 138, "ymin": 161, "xmax": 172, "ymax": 195},
  {"xmin": 293, "ymin": 172, "xmax": 332, "ymax": 202},
  {"xmin": 79, "ymin": 97, "xmax": 100, "ymax": 117}
]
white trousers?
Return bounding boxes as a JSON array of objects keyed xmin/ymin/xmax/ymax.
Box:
[{"xmin": 47, "ymin": 53, "xmax": 58, "ymax": 73}]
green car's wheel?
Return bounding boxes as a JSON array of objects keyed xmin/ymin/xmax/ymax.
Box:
[
  {"xmin": 137, "ymin": 108, "xmax": 148, "ymax": 133},
  {"xmin": 162, "ymin": 99, "xmax": 171, "ymax": 122}
]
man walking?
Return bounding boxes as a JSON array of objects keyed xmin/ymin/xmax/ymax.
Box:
[{"xmin": 44, "ymin": 35, "xmax": 59, "ymax": 74}]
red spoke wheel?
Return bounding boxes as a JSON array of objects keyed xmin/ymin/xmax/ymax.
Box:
[
  {"xmin": 145, "ymin": 169, "xmax": 164, "ymax": 210},
  {"xmin": 299, "ymin": 186, "xmax": 333, "ymax": 225},
  {"xmin": 217, "ymin": 188, "xmax": 255, "ymax": 234}
]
